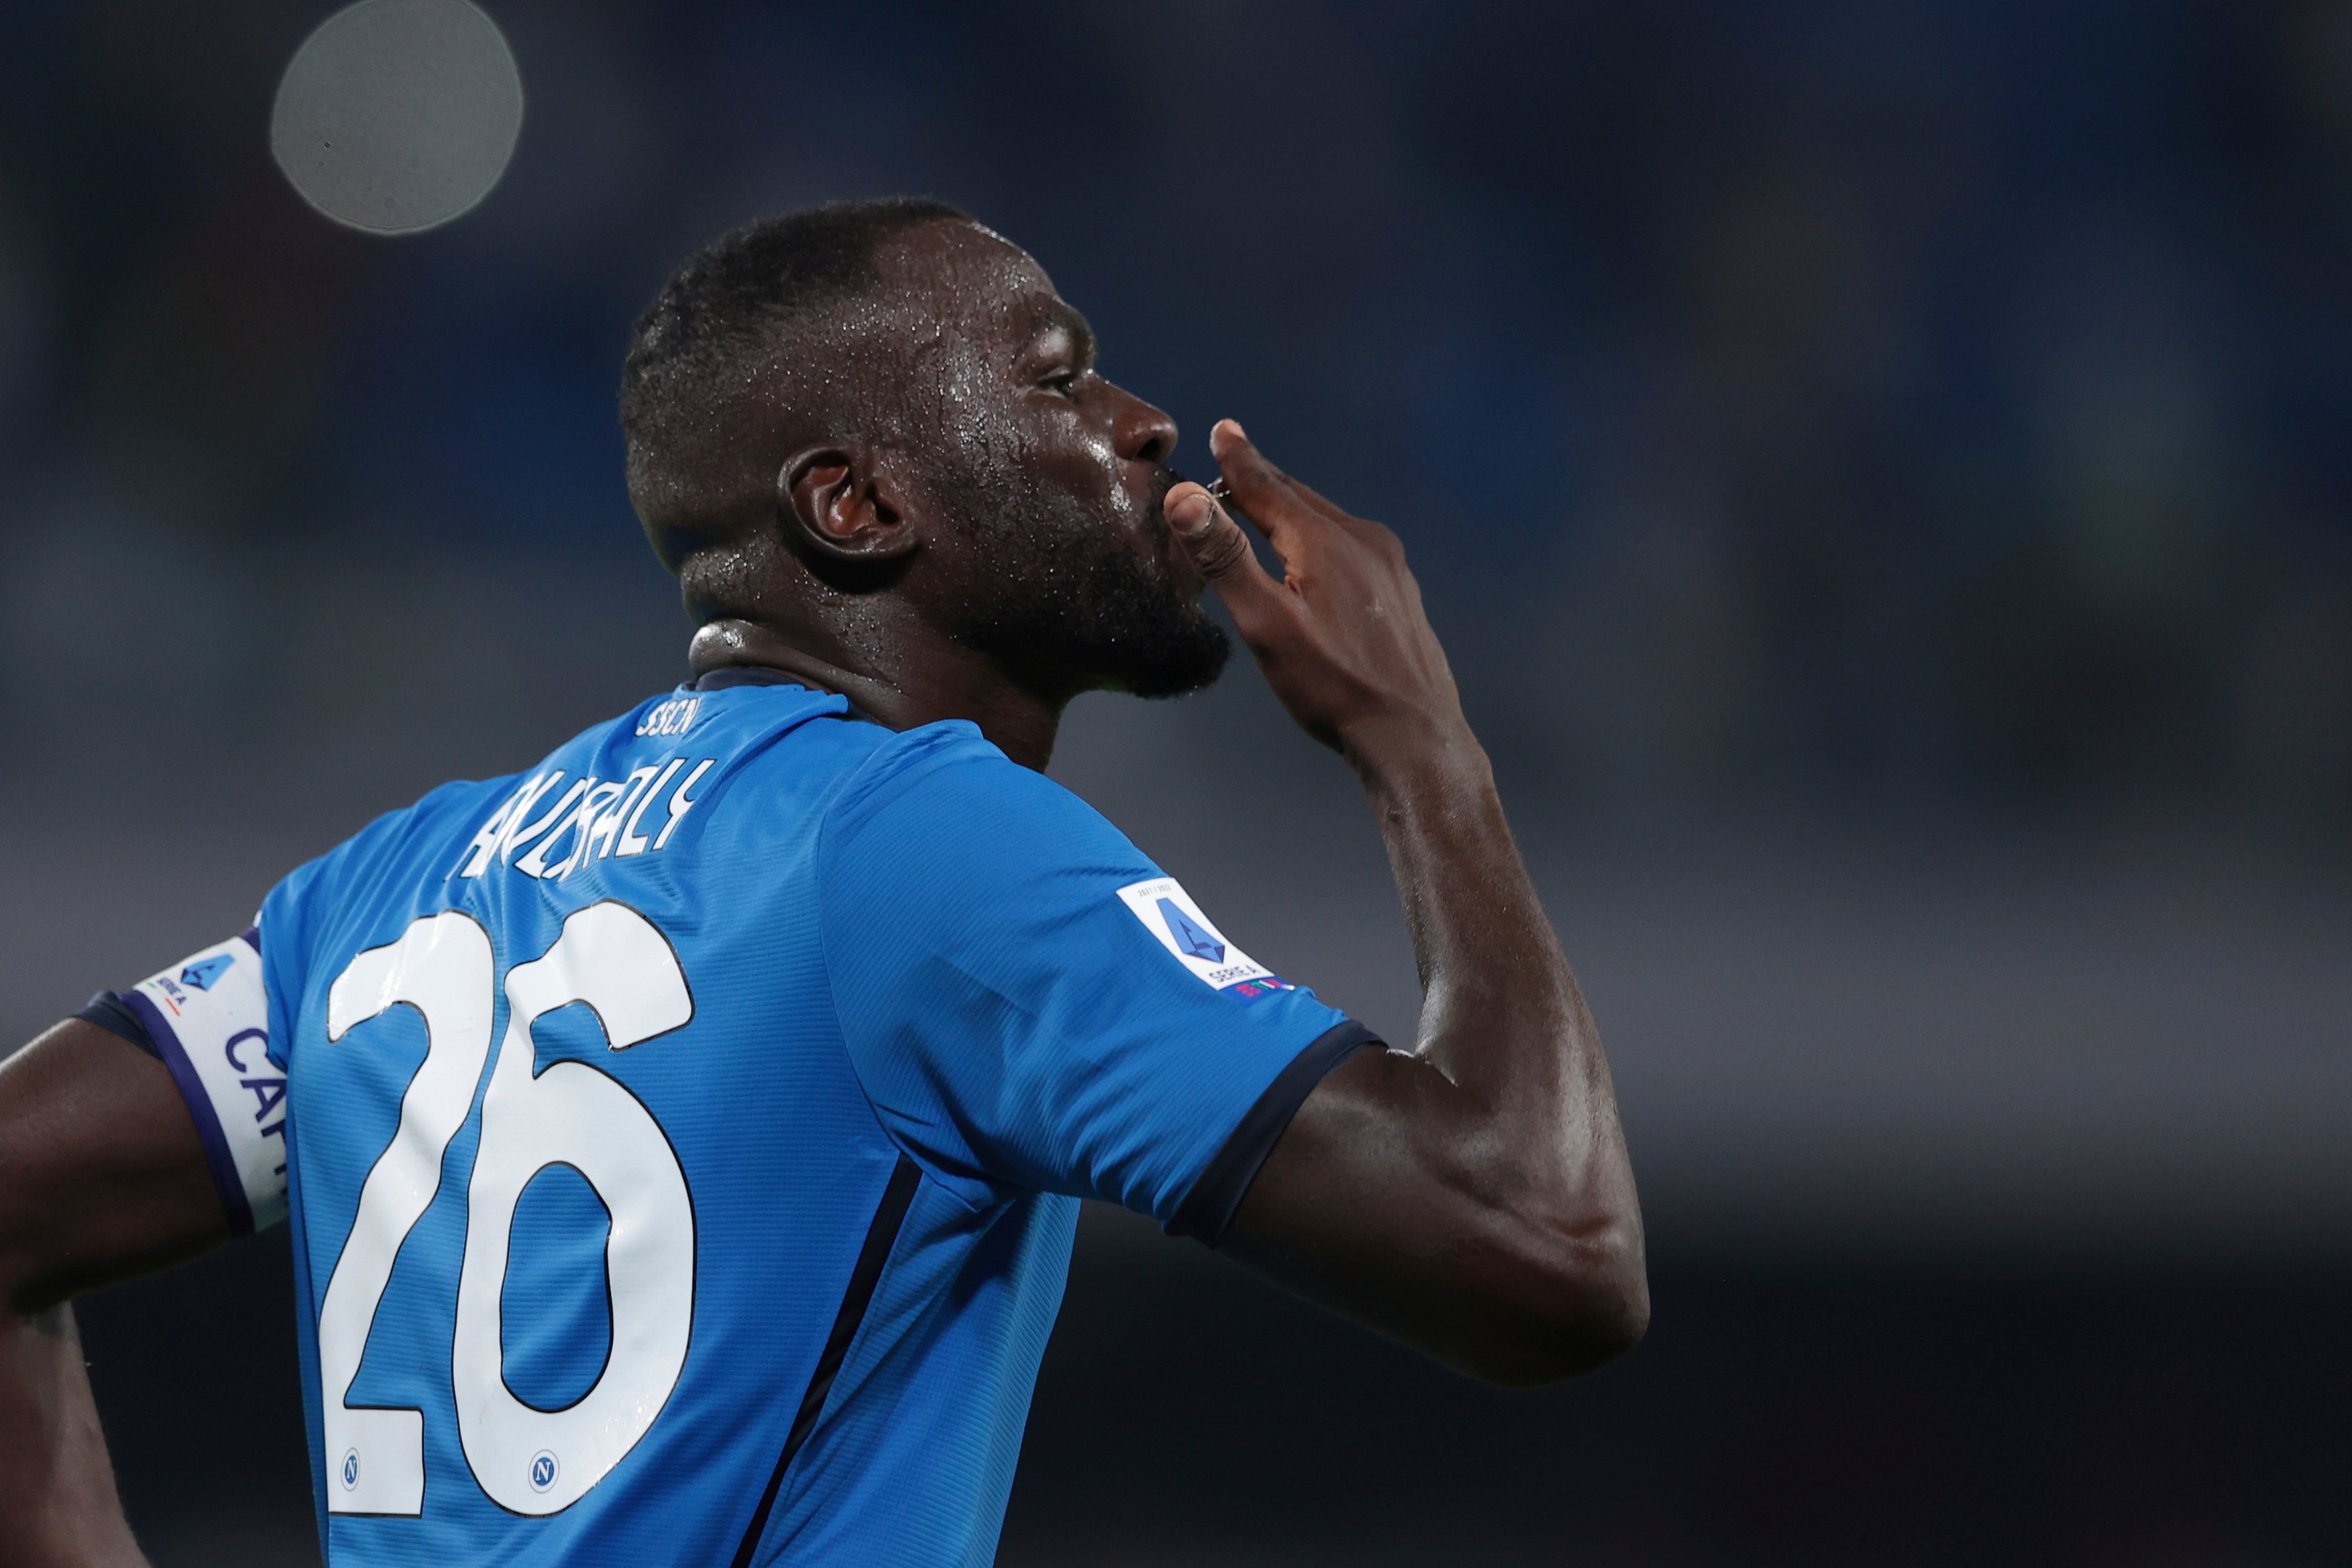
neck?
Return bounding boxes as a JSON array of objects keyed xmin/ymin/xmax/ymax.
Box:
[{"xmin": 686, "ymin": 618, "xmax": 1068, "ymax": 772}]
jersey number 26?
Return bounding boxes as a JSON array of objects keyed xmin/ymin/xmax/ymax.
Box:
[{"xmin": 316, "ymin": 902, "xmax": 695, "ymax": 1518}]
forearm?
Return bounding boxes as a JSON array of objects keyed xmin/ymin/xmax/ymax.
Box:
[
  {"xmin": 1354, "ymin": 719, "xmax": 1581, "ymax": 1077},
  {"xmin": 0, "ymin": 1305, "xmax": 147, "ymax": 1568},
  {"xmin": 0, "ymin": 1023, "xmax": 228, "ymax": 1564},
  {"xmin": 1223, "ymin": 718, "xmax": 1644, "ymax": 1382},
  {"xmin": 1174, "ymin": 422, "xmax": 1645, "ymax": 1381},
  {"xmin": 1351, "ymin": 721, "xmax": 1643, "ymax": 1275}
]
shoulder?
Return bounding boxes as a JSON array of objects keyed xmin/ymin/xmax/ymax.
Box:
[
  {"xmin": 824, "ymin": 720, "xmax": 1135, "ymax": 864},
  {"xmin": 256, "ymin": 774, "xmax": 523, "ymax": 1007},
  {"xmin": 303, "ymin": 775, "xmax": 520, "ymax": 885},
  {"xmin": 814, "ymin": 722, "xmax": 1164, "ymax": 962},
  {"xmin": 266, "ymin": 774, "xmax": 520, "ymax": 918}
]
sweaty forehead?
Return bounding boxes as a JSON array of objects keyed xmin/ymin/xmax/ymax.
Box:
[{"xmin": 870, "ymin": 220, "xmax": 1064, "ymax": 347}]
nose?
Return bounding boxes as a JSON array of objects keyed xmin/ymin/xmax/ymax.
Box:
[{"xmin": 1109, "ymin": 383, "xmax": 1178, "ymax": 466}]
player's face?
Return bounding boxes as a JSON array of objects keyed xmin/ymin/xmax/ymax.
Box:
[{"xmin": 877, "ymin": 222, "xmax": 1230, "ymax": 698}]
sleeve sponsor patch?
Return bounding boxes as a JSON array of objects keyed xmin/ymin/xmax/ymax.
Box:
[
  {"xmin": 126, "ymin": 929, "xmax": 288, "ymax": 1234},
  {"xmin": 1115, "ymin": 878, "xmax": 1297, "ymax": 1003}
]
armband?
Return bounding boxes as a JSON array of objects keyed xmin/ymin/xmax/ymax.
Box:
[{"xmin": 124, "ymin": 929, "xmax": 288, "ymax": 1234}]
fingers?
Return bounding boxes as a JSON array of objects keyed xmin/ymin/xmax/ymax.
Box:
[
  {"xmin": 1208, "ymin": 420, "xmax": 1308, "ymax": 539},
  {"xmin": 1271, "ymin": 468, "xmax": 1353, "ymax": 525},
  {"xmin": 1209, "ymin": 419, "xmax": 1354, "ymax": 529},
  {"xmin": 1165, "ymin": 481, "xmax": 1284, "ymax": 623}
]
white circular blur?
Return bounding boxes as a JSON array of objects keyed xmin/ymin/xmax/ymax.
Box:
[{"xmin": 270, "ymin": 0, "xmax": 523, "ymax": 236}]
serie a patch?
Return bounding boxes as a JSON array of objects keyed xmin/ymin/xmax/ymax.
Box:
[
  {"xmin": 127, "ymin": 928, "xmax": 288, "ymax": 1233},
  {"xmin": 1115, "ymin": 878, "xmax": 1295, "ymax": 1002}
]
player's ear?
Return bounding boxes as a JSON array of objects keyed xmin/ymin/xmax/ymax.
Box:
[{"xmin": 778, "ymin": 444, "xmax": 920, "ymax": 566}]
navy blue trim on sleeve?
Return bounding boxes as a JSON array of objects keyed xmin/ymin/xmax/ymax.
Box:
[
  {"xmin": 121, "ymin": 988, "xmax": 257, "ymax": 1236},
  {"xmin": 75, "ymin": 991, "xmax": 161, "ymax": 1059},
  {"xmin": 1167, "ymin": 1019, "xmax": 1382, "ymax": 1246}
]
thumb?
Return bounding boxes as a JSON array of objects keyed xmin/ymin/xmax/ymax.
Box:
[{"xmin": 1166, "ymin": 482, "xmax": 1282, "ymax": 612}]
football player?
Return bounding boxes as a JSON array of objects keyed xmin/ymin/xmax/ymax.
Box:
[{"xmin": 0, "ymin": 200, "xmax": 1645, "ymax": 1567}]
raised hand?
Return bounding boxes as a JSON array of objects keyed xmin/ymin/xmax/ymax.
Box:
[
  {"xmin": 1165, "ymin": 421, "xmax": 1466, "ymax": 763},
  {"xmin": 1164, "ymin": 418, "xmax": 1646, "ymax": 1387}
]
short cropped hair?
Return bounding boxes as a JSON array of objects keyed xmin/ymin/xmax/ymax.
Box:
[{"xmin": 619, "ymin": 196, "xmax": 972, "ymax": 580}]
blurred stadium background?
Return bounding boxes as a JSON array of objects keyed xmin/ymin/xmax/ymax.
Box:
[{"xmin": 2, "ymin": 0, "xmax": 2347, "ymax": 1562}]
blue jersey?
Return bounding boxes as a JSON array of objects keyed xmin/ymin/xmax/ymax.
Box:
[{"xmin": 110, "ymin": 673, "xmax": 1372, "ymax": 1566}]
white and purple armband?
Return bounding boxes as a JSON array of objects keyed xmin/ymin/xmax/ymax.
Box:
[{"xmin": 116, "ymin": 930, "xmax": 288, "ymax": 1234}]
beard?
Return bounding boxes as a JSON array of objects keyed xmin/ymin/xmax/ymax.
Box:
[{"xmin": 940, "ymin": 460, "xmax": 1231, "ymax": 700}]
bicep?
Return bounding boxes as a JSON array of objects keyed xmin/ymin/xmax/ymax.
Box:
[
  {"xmin": 1221, "ymin": 1044, "xmax": 1472, "ymax": 1286},
  {"xmin": 0, "ymin": 1021, "xmax": 230, "ymax": 1314},
  {"xmin": 1219, "ymin": 1045, "xmax": 1595, "ymax": 1382}
]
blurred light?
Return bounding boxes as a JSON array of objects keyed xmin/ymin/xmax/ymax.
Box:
[{"xmin": 269, "ymin": 0, "xmax": 523, "ymax": 236}]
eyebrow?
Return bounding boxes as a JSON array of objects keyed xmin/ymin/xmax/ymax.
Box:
[{"xmin": 1026, "ymin": 302, "xmax": 1099, "ymax": 368}]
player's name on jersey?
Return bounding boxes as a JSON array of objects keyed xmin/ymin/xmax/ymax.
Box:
[{"xmin": 451, "ymin": 759, "xmax": 715, "ymax": 882}]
